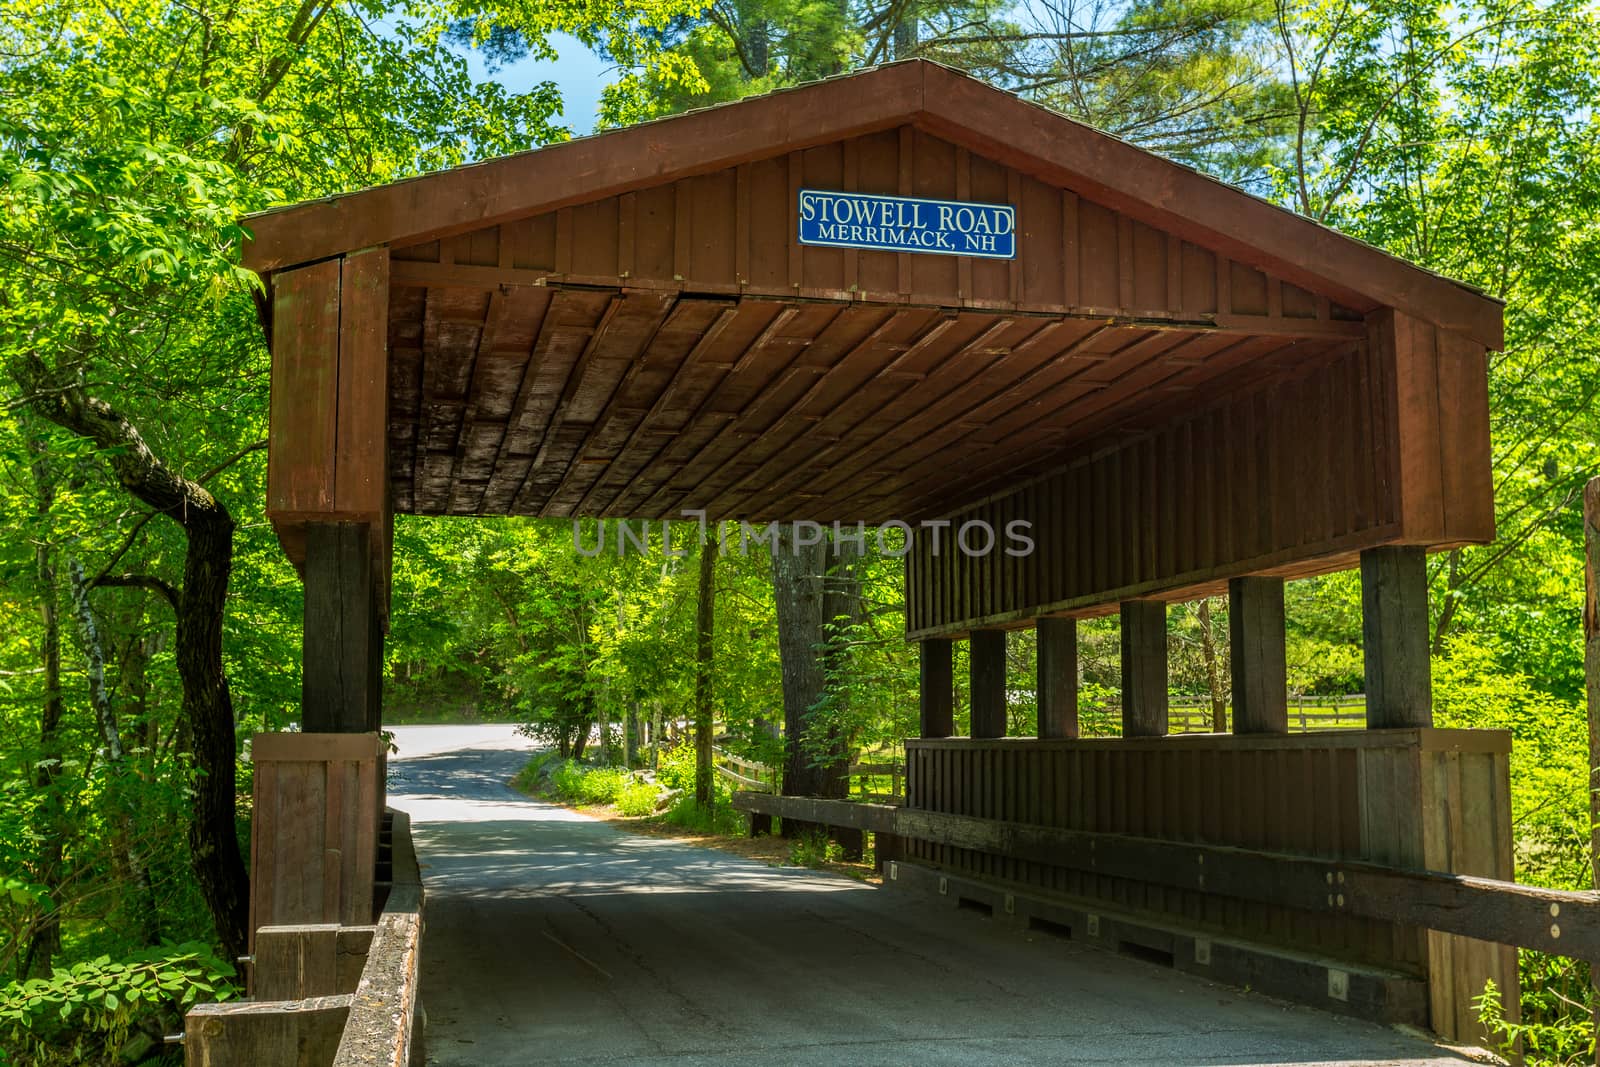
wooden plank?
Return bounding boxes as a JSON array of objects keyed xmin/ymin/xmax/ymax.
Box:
[
  {"xmin": 333, "ymin": 812, "xmax": 422, "ymax": 1067},
  {"xmin": 253, "ymin": 924, "xmax": 344, "ymax": 1001},
  {"xmin": 1037, "ymin": 617, "xmax": 1078, "ymax": 739},
  {"xmin": 1229, "ymin": 576, "xmax": 1288, "ymax": 734},
  {"xmin": 186, "ymin": 995, "xmax": 352, "ymax": 1066},
  {"xmin": 731, "ymin": 791, "xmax": 1600, "ymax": 957},
  {"xmin": 1361, "ymin": 546, "xmax": 1432, "ymax": 728}
]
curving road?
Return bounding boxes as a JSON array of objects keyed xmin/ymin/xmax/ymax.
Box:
[{"xmin": 389, "ymin": 724, "xmax": 1478, "ymax": 1067}]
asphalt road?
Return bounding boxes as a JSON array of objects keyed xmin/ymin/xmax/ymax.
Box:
[{"xmin": 389, "ymin": 724, "xmax": 1481, "ymax": 1067}]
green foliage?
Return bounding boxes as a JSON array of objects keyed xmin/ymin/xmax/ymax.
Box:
[
  {"xmin": 0, "ymin": 942, "xmax": 234, "ymax": 1064},
  {"xmin": 786, "ymin": 831, "xmax": 831, "ymax": 868},
  {"xmin": 654, "ymin": 741, "xmax": 702, "ymax": 796},
  {"xmin": 577, "ymin": 768, "xmax": 629, "ymax": 805},
  {"xmin": 1478, "ymin": 974, "xmax": 1594, "ymax": 1067},
  {"xmin": 615, "ymin": 782, "xmax": 662, "ymax": 817},
  {"xmin": 660, "ymin": 793, "xmax": 745, "ymax": 836}
]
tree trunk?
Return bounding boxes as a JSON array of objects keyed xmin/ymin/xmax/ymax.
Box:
[
  {"xmin": 771, "ymin": 525, "xmax": 858, "ymax": 839},
  {"xmin": 68, "ymin": 559, "xmax": 161, "ymax": 946},
  {"xmin": 626, "ymin": 701, "xmax": 641, "ymax": 768},
  {"xmin": 22, "ymin": 429, "xmax": 64, "ymax": 979},
  {"xmin": 1197, "ymin": 598, "xmax": 1228, "ymax": 732},
  {"xmin": 20, "ymin": 363, "xmax": 249, "ymax": 961},
  {"xmin": 694, "ymin": 537, "xmax": 716, "ymax": 809}
]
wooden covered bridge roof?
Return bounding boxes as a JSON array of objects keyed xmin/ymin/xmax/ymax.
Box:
[{"xmin": 247, "ymin": 60, "xmax": 1499, "ymax": 524}]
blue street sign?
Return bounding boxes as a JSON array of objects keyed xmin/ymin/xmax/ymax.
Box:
[{"xmin": 798, "ymin": 189, "xmax": 1016, "ymax": 260}]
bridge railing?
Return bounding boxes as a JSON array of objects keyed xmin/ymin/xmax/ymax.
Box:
[
  {"xmin": 180, "ymin": 809, "xmax": 423, "ymax": 1066},
  {"xmin": 333, "ymin": 808, "xmax": 424, "ymax": 1066}
]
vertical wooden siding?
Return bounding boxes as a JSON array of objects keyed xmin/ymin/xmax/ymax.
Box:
[
  {"xmin": 248, "ymin": 733, "xmax": 382, "ymax": 949},
  {"xmin": 903, "ymin": 732, "xmax": 1513, "ymax": 988},
  {"xmin": 906, "ymin": 342, "xmax": 1397, "ymax": 636},
  {"xmin": 902, "ymin": 310, "xmax": 1494, "ymax": 638},
  {"xmin": 390, "ymin": 127, "xmax": 1363, "ymax": 326}
]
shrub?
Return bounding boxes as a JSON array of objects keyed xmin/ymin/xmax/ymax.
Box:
[
  {"xmin": 0, "ymin": 942, "xmax": 235, "ymax": 1064},
  {"xmin": 660, "ymin": 793, "xmax": 745, "ymax": 836},
  {"xmin": 548, "ymin": 759, "xmax": 587, "ymax": 801},
  {"xmin": 655, "ymin": 741, "xmax": 698, "ymax": 794},
  {"xmin": 615, "ymin": 782, "xmax": 660, "ymax": 817},
  {"xmin": 512, "ymin": 751, "xmax": 562, "ymax": 794},
  {"xmin": 577, "ymin": 767, "xmax": 627, "ymax": 806},
  {"xmin": 788, "ymin": 832, "xmax": 830, "ymax": 868}
]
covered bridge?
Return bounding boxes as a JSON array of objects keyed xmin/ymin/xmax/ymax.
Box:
[{"xmin": 191, "ymin": 59, "xmax": 1580, "ymax": 1064}]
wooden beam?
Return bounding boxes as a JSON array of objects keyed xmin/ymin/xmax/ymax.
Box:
[
  {"xmin": 303, "ymin": 523, "xmax": 382, "ymax": 732},
  {"xmin": 729, "ymin": 792, "xmax": 1600, "ymax": 959},
  {"xmin": 920, "ymin": 638, "xmax": 954, "ymax": 739},
  {"xmin": 1036, "ymin": 617, "xmax": 1078, "ymax": 739},
  {"xmin": 970, "ymin": 630, "xmax": 1007, "ymax": 738},
  {"xmin": 1361, "ymin": 546, "xmax": 1431, "ymax": 728},
  {"xmin": 186, "ymin": 994, "xmax": 352, "ymax": 1066},
  {"xmin": 1120, "ymin": 600, "xmax": 1167, "ymax": 737},
  {"xmin": 1229, "ymin": 576, "xmax": 1287, "ymax": 734}
]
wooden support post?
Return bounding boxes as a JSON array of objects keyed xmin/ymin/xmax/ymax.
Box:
[
  {"xmin": 1361, "ymin": 546, "xmax": 1431, "ymax": 728},
  {"xmin": 1229, "ymin": 576, "xmax": 1288, "ymax": 734},
  {"xmin": 1037, "ymin": 617, "xmax": 1078, "ymax": 739},
  {"xmin": 969, "ymin": 630, "xmax": 1007, "ymax": 739},
  {"xmin": 920, "ymin": 637, "xmax": 954, "ymax": 739},
  {"xmin": 1585, "ymin": 477, "xmax": 1600, "ymax": 1064},
  {"xmin": 303, "ymin": 522, "xmax": 383, "ymax": 733},
  {"xmin": 1120, "ymin": 600, "xmax": 1167, "ymax": 737}
]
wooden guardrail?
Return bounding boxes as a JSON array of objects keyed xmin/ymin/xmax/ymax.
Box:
[
  {"xmin": 712, "ymin": 747, "xmax": 773, "ymax": 792},
  {"xmin": 731, "ymin": 792, "xmax": 1600, "ymax": 961},
  {"xmin": 333, "ymin": 808, "xmax": 424, "ymax": 1067},
  {"xmin": 712, "ymin": 746, "xmax": 905, "ymax": 802},
  {"xmin": 1166, "ymin": 695, "xmax": 1366, "ymax": 734},
  {"xmin": 182, "ymin": 809, "xmax": 423, "ymax": 1066}
]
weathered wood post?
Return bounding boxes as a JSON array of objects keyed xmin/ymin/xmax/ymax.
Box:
[
  {"xmin": 1120, "ymin": 601, "xmax": 1167, "ymax": 737},
  {"xmin": 1229, "ymin": 576, "xmax": 1287, "ymax": 734},
  {"xmin": 1037, "ymin": 617, "xmax": 1078, "ymax": 739},
  {"xmin": 1585, "ymin": 476, "xmax": 1600, "ymax": 1063},
  {"xmin": 969, "ymin": 630, "xmax": 1007, "ymax": 738},
  {"xmin": 303, "ymin": 522, "xmax": 384, "ymax": 733},
  {"xmin": 919, "ymin": 638, "xmax": 954, "ymax": 738},
  {"xmin": 1360, "ymin": 545, "xmax": 1431, "ymax": 728}
]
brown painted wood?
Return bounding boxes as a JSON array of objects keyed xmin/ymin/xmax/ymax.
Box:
[
  {"xmin": 335, "ymin": 248, "xmax": 391, "ymax": 522},
  {"xmin": 1361, "ymin": 546, "xmax": 1432, "ymax": 728},
  {"xmin": 1120, "ymin": 601, "xmax": 1167, "ymax": 737},
  {"xmin": 1036, "ymin": 617, "xmax": 1078, "ymax": 739},
  {"xmin": 969, "ymin": 630, "xmax": 1007, "ymax": 738},
  {"xmin": 1229, "ymin": 576, "xmax": 1287, "ymax": 734},
  {"xmin": 245, "ymin": 63, "xmax": 1502, "ymax": 352},
  {"xmin": 267, "ymin": 260, "xmax": 341, "ymax": 519},
  {"xmin": 920, "ymin": 637, "xmax": 954, "ymax": 738}
]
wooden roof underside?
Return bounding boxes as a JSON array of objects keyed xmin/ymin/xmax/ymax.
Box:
[{"xmin": 395, "ymin": 285, "xmax": 1354, "ymax": 521}]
